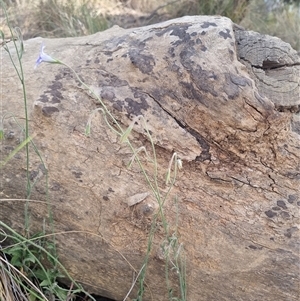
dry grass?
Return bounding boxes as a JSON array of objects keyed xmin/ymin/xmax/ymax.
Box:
[
  {"xmin": 0, "ymin": 250, "xmax": 47, "ymax": 301},
  {"xmin": 1, "ymin": 0, "xmax": 108, "ymax": 38},
  {"xmin": 169, "ymin": 0, "xmax": 250, "ymax": 23},
  {"xmin": 241, "ymin": 0, "xmax": 300, "ymax": 51},
  {"xmin": 1, "ymin": 0, "xmax": 299, "ymax": 50},
  {"xmin": 35, "ymin": 0, "xmax": 108, "ymax": 38}
]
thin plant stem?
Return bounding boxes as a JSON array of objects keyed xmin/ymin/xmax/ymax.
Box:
[{"xmin": 2, "ymin": 5, "xmax": 32, "ymax": 235}]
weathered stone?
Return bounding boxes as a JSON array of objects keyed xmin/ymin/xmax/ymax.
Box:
[{"xmin": 1, "ymin": 16, "xmax": 299, "ymax": 301}]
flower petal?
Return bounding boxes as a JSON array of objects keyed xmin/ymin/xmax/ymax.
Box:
[{"xmin": 35, "ymin": 43, "xmax": 61, "ymax": 69}]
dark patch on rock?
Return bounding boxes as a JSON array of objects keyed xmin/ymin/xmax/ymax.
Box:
[
  {"xmin": 136, "ymin": 40, "xmax": 147, "ymax": 49},
  {"xmin": 168, "ymin": 47, "xmax": 175, "ymax": 57},
  {"xmin": 157, "ymin": 25, "xmax": 194, "ymax": 49},
  {"xmin": 124, "ymin": 91, "xmax": 150, "ymax": 116},
  {"xmin": 44, "ymin": 81, "xmax": 64, "ymax": 103},
  {"xmin": 42, "ymin": 106, "xmax": 59, "ymax": 117},
  {"xmin": 107, "ymin": 58, "xmax": 113, "ymax": 63},
  {"xmin": 265, "ymin": 210, "xmax": 277, "ymax": 218},
  {"xmin": 201, "ymin": 45, "xmax": 207, "ymax": 52},
  {"xmin": 101, "ymin": 74, "xmax": 128, "ymax": 88},
  {"xmin": 104, "ymin": 36, "xmax": 128, "ymax": 49},
  {"xmin": 229, "ymin": 73, "xmax": 251, "ymax": 87},
  {"xmin": 280, "ymin": 211, "xmax": 290, "ymax": 219},
  {"xmin": 201, "ymin": 31, "xmax": 206, "ymax": 35},
  {"xmin": 170, "ymin": 63, "xmax": 180, "ymax": 72},
  {"xmin": 288, "ymin": 194, "xmax": 298, "ymax": 203},
  {"xmin": 104, "ymin": 51, "xmax": 113, "ymax": 56},
  {"xmin": 297, "ymin": 201, "xmax": 300, "ymax": 206},
  {"xmin": 190, "ymin": 129, "xmax": 210, "ymax": 151},
  {"xmin": 284, "ymin": 227, "xmax": 298, "ymax": 238},
  {"xmin": 219, "ymin": 29, "xmax": 232, "ymax": 39},
  {"xmin": 51, "ymin": 182, "xmax": 61, "ymax": 191},
  {"xmin": 103, "ymin": 196, "xmax": 109, "ymax": 201},
  {"xmin": 179, "ymin": 48, "xmax": 194, "ymax": 67},
  {"xmin": 38, "ymin": 94, "xmax": 49, "ymax": 103},
  {"xmin": 201, "ymin": 22, "xmax": 217, "ymax": 28},
  {"xmin": 49, "ymin": 94, "xmax": 62, "ymax": 104},
  {"xmin": 180, "ymin": 81, "xmax": 207, "ymax": 106},
  {"xmin": 112, "ymin": 77, "xmax": 128, "ymax": 87},
  {"xmin": 248, "ymin": 245, "xmax": 262, "ymax": 250},
  {"xmin": 285, "ymin": 172, "xmax": 300, "ymax": 179},
  {"xmin": 155, "ymin": 24, "xmax": 191, "ymax": 38},
  {"xmin": 196, "ymin": 151, "xmax": 211, "ymax": 162},
  {"xmin": 55, "ymin": 73, "xmax": 63, "ymax": 81},
  {"xmin": 72, "ymin": 171, "xmax": 83, "ymax": 178},
  {"xmin": 128, "ymin": 49, "xmax": 155, "ymax": 74},
  {"xmin": 30, "ymin": 170, "xmax": 38, "ymax": 181},
  {"xmin": 179, "ymin": 47, "xmax": 218, "ymax": 97},
  {"xmin": 143, "ymin": 36, "xmax": 154, "ymax": 43},
  {"xmin": 151, "ymin": 88, "xmax": 177, "ymax": 110},
  {"xmin": 49, "ymin": 80, "xmax": 63, "ymax": 92},
  {"xmin": 179, "ymin": 82, "xmax": 194, "ymax": 100},
  {"xmin": 94, "ymin": 57, "xmax": 100, "ymax": 64},
  {"xmin": 173, "ymin": 37, "xmax": 194, "ymax": 49},
  {"xmin": 277, "ymin": 200, "xmax": 287, "ymax": 210},
  {"xmin": 101, "ymin": 89, "xmax": 115, "ymax": 102},
  {"xmin": 272, "ymin": 206, "xmax": 281, "ymax": 211},
  {"xmin": 228, "ymin": 49, "xmax": 234, "ymax": 61},
  {"xmin": 4, "ymin": 146, "xmax": 14, "ymax": 152},
  {"xmin": 191, "ymin": 67, "xmax": 218, "ymax": 97},
  {"xmin": 112, "ymin": 100, "xmax": 123, "ymax": 112},
  {"xmin": 138, "ymin": 77, "xmax": 149, "ymax": 83},
  {"xmin": 224, "ymin": 73, "xmax": 240, "ymax": 99}
]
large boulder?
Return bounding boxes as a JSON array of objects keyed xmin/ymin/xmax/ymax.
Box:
[{"xmin": 1, "ymin": 16, "xmax": 299, "ymax": 301}]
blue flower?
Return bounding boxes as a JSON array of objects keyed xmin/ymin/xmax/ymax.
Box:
[{"xmin": 35, "ymin": 43, "xmax": 61, "ymax": 69}]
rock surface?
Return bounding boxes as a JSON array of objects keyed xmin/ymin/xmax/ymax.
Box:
[{"xmin": 1, "ymin": 16, "xmax": 299, "ymax": 301}]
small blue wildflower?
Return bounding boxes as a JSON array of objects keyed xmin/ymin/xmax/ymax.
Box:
[{"xmin": 35, "ymin": 43, "xmax": 61, "ymax": 69}]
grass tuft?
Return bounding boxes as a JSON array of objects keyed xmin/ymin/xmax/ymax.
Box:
[
  {"xmin": 241, "ymin": 0, "xmax": 300, "ymax": 51},
  {"xmin": 35, "ymin": 0, "xmax": 108, "ymax": 38},
  {"xmin": 0, "ymin": 224, "xmax": 97, "ymax": 301},
  {"xmin": 172, "ymin": 0, "xmax": 250, "ymax": 23}
]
